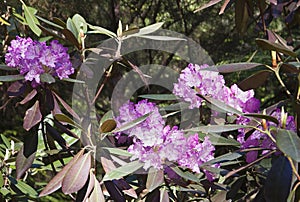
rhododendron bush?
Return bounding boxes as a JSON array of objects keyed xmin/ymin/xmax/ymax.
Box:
[{"xmin": 1, "ymin": 1, "xmax": 300, "ymax": 201}]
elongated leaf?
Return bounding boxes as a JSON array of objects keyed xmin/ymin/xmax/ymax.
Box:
[
  {"xmin": 202, "ymin": 63, "xmax": 263, "ymax": 73},
  {"xmin": 0, "ymin": 171, "xmax": 3, "ymax": 187},
  {"xmin": 82, "ymin": 171, "xmax": 95, "ymax": 201},
  {"xmin": 0, "ymin": 65, "xmax": 16, "ymax": 71},
  {"xmin": 20, "ymin": 89, "xmax": 37, "ymax": 105},
  {"xmin": 46, "ymin": 123, "xmax": 68, "ymax": 149},
  {"xmin": 139, "ymin": 94, "xmax": 177, "ymax": 101},
  {"xmin": 62, "ymin": 78, "xmax": 85, "ymax": 84},
  {"xmin": 146, "ymin": 168, "xmax": 164, "ymax": 192},
  {"xmin": 0, "ymin": 17, "xmax": 10, "ymax": 25},
  {"xmin": 16, "ymin": 146, "xmax": 36, "ymax": 179},
  {"xmin": 9, "ymin": 177, "xmax": 38, "ymax": 198},
  {"xmin": 256, "ymin": 38, "xmax": 297, "ymax": 57},
  {"xmin": 130, "ymin": 22, "xmax": 164, "ymax": 37},
  {"xmin": 39, "ymin": 149, "xmax": 84, "ymax": 196},
  {"xmin": 219, "ymin": 0, "xmax": 231, "ymax": 14},
  {"xmin": 62, "ymin": 28, "xmax": 80, "ymax": 49},
  {"xmin": 23, "ymin": 100, "xmax": 42, "ymax": 131},
  {"xmin": 52, "ymin": 91, "xmax": 80, "ymax": 120},
  {"xmin": 35, "ymin": 15, "xmax": 63, "ymax": 29},
  {"xmin": 102, "ymin": 147, "xmax": 132, "ymax": 157},
  {"xmin": 160, "ymin": 188, "xmax": 169, "ymax": 202},
  {"xmin": 235, "ymin": 0, "xmax": 249, "ymax": 34},
  {"xmin": 103, "ymin": 160, "xmax": 144, "ymax": 181},
  {"xmin": 171, "ymin": 167, "xmax": 201, "ymax": 183},
  {"xmin": 88, "ymin": 175, "xmax": 105, "ymax": 202},
  {"xmin": 21, "ymin": 2, "xmax": 41, "ymax": 36},
  {"xmin": 276, "ymin": 129, "xmax": 300, "ymax": 162},
  {"xmin": 194, "ymin": 0, "xmax": 222, "ymax": 12},
  {"xmin": 62, "ymin": 152, "xmax": 91, "ymax": 194},
  {"xmin": 0, "ymin": 75, "xmax": 24, "ymax": 82},
  {"xmin": 202, "ymin": 152, "xmax": 243, "ymax": 166},
  {"xmin": 185, "ymin": 124, "xmax": 249, "ymax": 133},
  {"xmin": 136, "ymin": 35, "xmax": 186, "ymax": 41},
  {"xmin": 197, "ymin": 133, "xmax": 240, "ymax": 146},
  {"xmin": 87, "ymin": 23, "xmax": 117, "ymax": 38},
  {"xmin": 244, "ymin": 113, "xmax": 279, "ymax": 125},
  {"xmin": 112, "ymin": 113, "xmax": 150, "ymax": 133},
  {"xmin": 238, "ymin": 70, "xmax": 271, "ymax": 91},
  {"xmin": 200, "ymin": 94, "xmax": 242, "ymax": 115},
  {"xmin": 264, "ymin": 156, "xmax": 292, "ymax": 202},
  {"xmin": 54, "ymin": 114, "xmax": 82, "ymax": 129}
]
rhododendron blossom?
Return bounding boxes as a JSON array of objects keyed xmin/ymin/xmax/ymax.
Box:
[{"xmin": 5, "ymin": 36, "xmax": 74, "ymax": 86}]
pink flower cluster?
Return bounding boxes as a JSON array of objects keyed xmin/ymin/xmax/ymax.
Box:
[
  {"xmin": 237, "ymin": 109, "xmax": 296, "ymax": 163},
  {"xmin": 115, "ymin": 100, "xmax": 215, "ymax": 177},
  {"xmin": 5, "ymin": 36, "xmax": 74, "ymax": 86},
  {"xmin": 173, "ymin": 63, "xmax": 260, "ymax": 113}
]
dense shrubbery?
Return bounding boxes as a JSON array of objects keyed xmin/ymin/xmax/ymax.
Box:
[{"xmin": 1, "ymin": 0, "xmax": 300, "ymax": 201}]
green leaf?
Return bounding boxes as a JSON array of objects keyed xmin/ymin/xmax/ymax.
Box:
[
  {"xmin": 200, "ymin": 94, "xmax": 243, "ymax": 115},
  {"xmin": 202, "ymin": 152, "xmax": 243, "ymax": 166},
  {"xmin": 0, "ymin": 75, "xmax": 24, "ymax": 82},
  {"xmin": 238, "ymin": 70, "xmax": 271, "ymax": 91},
  {"xmin": 9, "ymin": 176, "xmax": 38, "ymax": 198},
  {"xmin": 112, "ymin": 113, "xmax": 151, "ymax": 133},
  {"xmin": 21, "ymin": 1, "xmax": 41, "ymax": 36},
  {"xmin": 0, "ymin": 171, "xmax": 3, "ymax": 187},
  {"xmin": 131, "ymin": 22, "xmax": 164, "ymax": 36},
  {"xmin": 137, "ymin": 35, "xmax": 186, "ymax": 41},
  {"xmin": 62, "ymin": 152, "xmax": 91, "ymax": 194},
  {"xmin": 276, "ymin": 129, "xmax": 300, "ymax": 162},
  {"xmin": 197, "ymin": 133, "xmax": 240, "ymax": 146},
  {"xmin": 102, "ymin": 160, "xmax": 144, "ymax": 181},
  {"xmin": 87, "ymin": 23, "xmax": 117, "ymax": 38},
  {"xmin": 146, "ymin": 168, "xmax": 164, "ymax": 192},
  {"xmin": 139, "ymin": 94, "xmax": 177, "ymax": 101},
  {"xmin": 35, "ymin": 15, "xmax": 64, "ymax": 29},
  {"xmin": 102, "ymin": 147, "xmax": 132, "ymax": 157},
  {"xmin": 62, "ymin": 78, "xmax": 85, "ymax": 84},
  {"xmin": 264, "ymin": 156, "xmax": 292, "ymax": 202},
  {"xmin": 54, "ymin": 114, "xmax": 82, "ymax": 129},
  {"xmin": 23, "ymin": 100, "xmax": 42, "ymax": 131},
  {"xmin": 0, "ymin": 134, "xmax": 11, "ymax": 149},
  {"xmin": 40, "ymin": 73, "xmax": 55, "ymax": 84},
  {"xmin": 202, "ymin": 63, "xmax": 263, "ymax": 73},
  {"xmin": 244, "ymin": 113, "xmax": 279, "ymax": 125},
  {"xmin": 185, "ymin": 124, "xmax": 249, "ymax": 133},
  {"xmin": 256, "ymin": 38, "xmax": 297, "ymax": 57},
  {"xmin": 72, "ymin": 14, "xmax": 87, "ymax": 33},
  {"xmin": 39, "ymin": 149, "xmax": 84, "ymax": 197},
  {"xmin": 0, "ymin": 65, "xmax": 16, "ymax": 71},
  {"xmin": 171, "ymin": 167, "xmax": 201, "ymax": 183},
  {"xmin": 0, "ymin": 17, "xmax": 10, "ymax": 26}
]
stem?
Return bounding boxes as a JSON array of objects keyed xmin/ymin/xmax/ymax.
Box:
[
  {"xmin": 41, "ymin": 122, "xmax": 56, "ymax": 173},
  {"xmin": 288, "ymin": 156, "xmax": 300, "ymax": 181}
]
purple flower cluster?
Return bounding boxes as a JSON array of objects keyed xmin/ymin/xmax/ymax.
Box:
[
  {"xmin": 173, "ymin": 63, "xmax": 260, "ymax": 113},
  {"xmin": 237, "ymin": 109, "xmax": 296, "ymax": 163},
  {"xmin": 5, "ymin": 36, "xmax": 74, "ymax": 86},
  {"xmin": 115, "ymin": 100, "xmax": 215, "ymax": 178}
]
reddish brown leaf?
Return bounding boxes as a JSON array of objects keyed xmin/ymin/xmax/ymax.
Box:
[
  {"xmin": 62, "ymin": 28, "xmax": 80, "ymax": 49},
  {"xmin": 52, "ymin": 95, "xmax": 62, "ymax": 115},
  {"xmin": 39, "ymin": 149, "xmax": 85, "ymax": 197},
  {"xmin": 101, "ymin": 157, "xmax": 116, "ymax": 173},
  {"xmin": 194, "ymin": 0, "xmax": 222, "ymax": 12},
  {"xmin": 219, "ymin": 0, "xmax": 231, "ymax": 14},
  {"xmin": 20, "ymin": 89, "xmax": 37, "ymax": 105},
  {"xmin": 23, "ymin": 100, "xmax": 42, "ymax": 131},
  {"xmin": 16, "ymin": 146, "xmax": 36, "ymax": 179},
  {"xmin": 146, "ymin": 168, "xmax": 164, "ymax": 192},
  {"xmin": 52, "ymin": 91, "xmax": 80, "ymax": 120},
  {"xmin": 238, "ymin": 70, "xmax": 271, "ymax": 91},
  {"xmin": 100, "ymin": 119, "xmax": 116, "ymax": 133},
  {"xmin": 62, "ymin": 152, "xmax": 91, "ymax": 194},
  {"xmin": 87, "ymin": 174, "xmax": 105, "ymax": 202},
  {"xmin": 7, "ymin": 81, "xmax": 25, "ymax": 97},
  {"xmin": 82, "ymin": 171, "xmax": 96, "ymax": 201}
]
